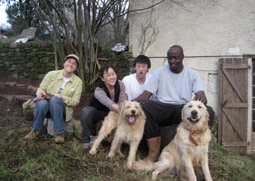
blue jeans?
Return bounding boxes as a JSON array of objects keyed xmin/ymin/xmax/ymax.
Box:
[{"xmin": 32, "ymin": 96, "xmax": 66, "ymax": 135}]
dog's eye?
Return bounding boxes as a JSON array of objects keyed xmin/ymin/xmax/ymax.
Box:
[
  {"xmin": 188, "ymin": 105, "xmax": 192, "ymax": 108},
  {"xmin": 198, "ymin": 105, "xmax": 202, "ymax": 109},
  {"xmin": 126, "ymin": 106, "xmax": 130, "ymax": 109},
  {"xmin": 135, "ymin": 106, "xmax": 139, "ymax": 109}
]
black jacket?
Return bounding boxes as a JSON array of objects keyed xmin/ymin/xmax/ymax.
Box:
[{"xmin": 89, "ymin": 81, "xmax": 120, "ymax": 111}]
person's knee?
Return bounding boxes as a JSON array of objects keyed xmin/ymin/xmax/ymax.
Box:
[
  {"xmin": 49, "ymin": 96, "xmax": 63, "ymax": 105},
  {"xmin": 80, "ymin": 107, "xmax": 94, "ymax": 123},
  {"xmin": 36, "ymin": 99, "xmax": 48, "ymax": 109}
]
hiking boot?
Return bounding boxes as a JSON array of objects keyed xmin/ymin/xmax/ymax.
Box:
[
  {"xmin": 143, "ymin": 137, "xmax": 161, "ymax": 162},
  {"xmin": 55, "ymin": 134, "xmax": 65, "ymax": 144},
  {"xmin": 24, "ymin": 130, "xmax": 40, "ymax": 141}
]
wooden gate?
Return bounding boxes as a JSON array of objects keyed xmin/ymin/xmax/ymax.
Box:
[{"xmin": 218, "ymin": 57, "xmax": 252, "ymax": 154}]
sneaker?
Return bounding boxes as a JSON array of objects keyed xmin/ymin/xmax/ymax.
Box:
[
  {"xmin": 82, "ymin": 142, "xmax": 90, "ymax": 149},
  {"xmin": 90, "ymin": 135, "xmax": 98, "ymax": 142},
  {"xmin": 55, "ymin": 134, "xmax": 65, "ymax": 144},
  {"xmin": 24, "ymin": 130, "xmax": 40, "ymax": 141}
]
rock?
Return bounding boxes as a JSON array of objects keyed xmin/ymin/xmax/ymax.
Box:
[
  {"xmin": 73, "ymin": 120, "xmax": 82, "ymax": 139},
  {"xmin": 46, "ymin": 118, "xmax": 76, "ymax": 136}
]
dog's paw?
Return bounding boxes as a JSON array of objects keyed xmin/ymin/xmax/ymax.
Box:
[
  {"xmin": 127, "ymin": 161, "xmax": 133, "ymax": 169},
  {"xmin": 108, "ymin": 152, "xmax": 115, "ymax": 158},
  {"xmin": 152, "ymin": 170, "xmax": 159, "ymax": 180},
  {"xmin": 89, "ymin": 149, "xmax": 97, "ymax": 155}
]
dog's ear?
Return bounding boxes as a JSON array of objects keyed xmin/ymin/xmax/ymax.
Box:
[
  {"xmin": 138, "ymin": 102, "xmax": 145, "ymax": 118},
  {"xmin": 204, "ymin": 108, "xmax": 210, "ymax": 126},
  {"xmin": 181, "ymin": 105, "xmax": 186, "ymax": 120}
]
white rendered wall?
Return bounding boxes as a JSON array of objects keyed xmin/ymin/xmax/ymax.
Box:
[{"xmin": 129, "ymin": 0, "xmax": 255, "ymax": 115}]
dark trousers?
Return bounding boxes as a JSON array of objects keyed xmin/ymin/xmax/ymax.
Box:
[
  {"xmin": 140, "ymin": 100, "xmax": 215, "ymax": 139},
  {"xmin": 80, "ymin": 106, "xmax": 109, "ymax": 143}
]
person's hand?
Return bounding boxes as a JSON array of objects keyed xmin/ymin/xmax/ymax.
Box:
[
  {"xmin": 112, "ymin": 103, "xmax": 119, "ymax": 112},
  {"xmin": 193, "ymin": 91, "xmax": 207, "ymax": 105},
  {"xmin": 36, "ymin": 92, "xmax": 46, "ymax": 100}
]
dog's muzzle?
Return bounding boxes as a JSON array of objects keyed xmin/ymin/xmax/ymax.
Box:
[
  {"xmin": 188, "ymin": 110, "xmax": 199, "ymax": 123},
  {"xmin": 127, "ymin": 110, "xmax": 136, "ymax": 123}
]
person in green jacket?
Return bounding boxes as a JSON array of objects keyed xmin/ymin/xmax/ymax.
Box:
[{"xmin": 24, "ymin": 54, "xmax": 82, "ymax": 144}]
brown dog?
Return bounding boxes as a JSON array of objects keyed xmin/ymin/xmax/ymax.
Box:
[
  {"xmin": 133, "ymin": 101, "xmax": 213, "ymax": 181},
  {"xmin": 89, "ymin": 101, "xmax": 146, "ymax": 169}
]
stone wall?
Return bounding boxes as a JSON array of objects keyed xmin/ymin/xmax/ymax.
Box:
[{"xmin": 0, "ymin": 41, "xmax": 54, "ymax": 80}]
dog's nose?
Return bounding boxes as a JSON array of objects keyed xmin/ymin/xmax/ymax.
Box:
[
  {"xmin": 191, "ymin": 110, "xmax": 197, "ymax": 117},
  {"xmin": 131, "ymin": 110, "xmax": 136, "ymax": 115}
]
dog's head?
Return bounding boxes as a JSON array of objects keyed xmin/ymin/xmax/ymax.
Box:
[
  {"xmin": 181, "ymin": 101, "xmax": 209, "ymax": 131},
  {"xmin": 119, "ymin": 101, "xmax": 145, "ymax": 124}
]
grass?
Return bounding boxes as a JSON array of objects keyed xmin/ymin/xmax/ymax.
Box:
[{"xmin": 0, "ymin": 97, "xmax": 255, "ymax": 180}]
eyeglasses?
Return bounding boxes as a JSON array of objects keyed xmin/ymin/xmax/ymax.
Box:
[{"xmin": 66, "ymin": 60, "xmax": 77, "ymax": 66}]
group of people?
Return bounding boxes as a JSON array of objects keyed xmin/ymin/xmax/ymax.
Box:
[{"xmin": 24, "ymin": 45, "xmax": 214, "ymax": 162}]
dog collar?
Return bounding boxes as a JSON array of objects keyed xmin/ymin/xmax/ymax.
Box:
[{"xmin": 189, "ymin": 130, "xmax": 203, "ymax": 146}]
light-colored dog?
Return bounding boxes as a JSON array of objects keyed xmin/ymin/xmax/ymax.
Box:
[
  {"xmin": 133, "ymin": 101, "xmax": 213, "ymax": 181},
  {"xmin": 89, "ymin": 101, "xmax": 146, "ymax": 169}
]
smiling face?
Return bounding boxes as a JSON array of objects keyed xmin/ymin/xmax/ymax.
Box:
[
  {"xmin": 102, "ymin": 67, "xmax": 117, "ymax": 87},
  {"xmin": 182, "ymin": 101, "xmax": 209, "ymax": 130},
  {"xmin": 167, "ymin": 46, "xmax": 184, "ymax": 73},
  {"xmin": 119, "ymin": 101, "xmax": 145, "ymax": 125},
  {"xmin": 63, "ymin": 57, "xmax": 78, "ymax": 74}
]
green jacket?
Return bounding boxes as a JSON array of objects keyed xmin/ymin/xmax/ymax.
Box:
[{"xmin": 37, "ymin": 69, "xmax": 82, "ymax": 122}]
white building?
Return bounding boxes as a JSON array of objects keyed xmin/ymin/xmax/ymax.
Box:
[{"xmin": 129, "ymin": 0, "xmax": 255, "ymax": 115}]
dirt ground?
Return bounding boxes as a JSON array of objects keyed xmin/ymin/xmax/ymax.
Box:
[{"xmin": 0, "ymin": 74, "xmax": 91, "ymax": 120}]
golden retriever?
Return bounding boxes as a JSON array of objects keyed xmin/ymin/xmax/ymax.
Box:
[
  {"xmin": 133, "ymin": 100, "xmax": 213, "ymax": 181},
  {"xmin": 89, "ymin": 101, "xmax": 146, "ymax": 169}
]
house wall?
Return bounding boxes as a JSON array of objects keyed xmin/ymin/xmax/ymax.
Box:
[{"xmin": 129, "ymin": 0, "xmax": 255, "ymax": 115}]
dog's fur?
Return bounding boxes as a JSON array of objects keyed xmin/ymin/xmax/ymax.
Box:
[
  {"xmin": 133, "ymin": 101, "xmax": 213, "ymax": 181},
  {"xmin": 89, "ymin": 101, "xmax": 146, "ymax": 169}
]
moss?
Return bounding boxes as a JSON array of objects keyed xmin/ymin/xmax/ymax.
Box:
[
  {"xmin": 38, "ymin": 68, "xmax": 46, "ymax": 74},
  {"xmin": 46, "ymin": 47, "xmax": 54, "ymax": 52},
  {"xmin": 24, "ymin": 68, "xmax": 30, "ymax": 73},
  {"xmin": 24, "ymin": 57, "xmax": 30, "ymax": 63},
  {"xmin": 7, "ymin": 52, "xmax": 16, "ymax": 57},
  {"xmin": 34, "ymin": 63, "xmax": 41, "ymax": 69},
  {"xmin": 46, "ymin": 67, "xmax": 53, "ymax": 72},
  {"xmin": 32, "ymin": 42, "xmax": 39, "ymax": 48},
  {"xmin": 1, "ymin": 48, "xmax": 8, "ymax": 52},
  {"xmin": 29, "ymin": 72, "xmax": 38, "ymax": 80},
  {"xmin": 29, "ymin": 50, "xmax": 37, "ymax": 57},
  {"xmin": 17, "ymin": 43, "xmax": 25, "ymax": 48},
  {"xmin": 31, "ymin": 57, "xmax": 39, "ymax": 63},
  {"xmin": 40, "ymin": 57, "xmax": 50, "ymax": 63}
]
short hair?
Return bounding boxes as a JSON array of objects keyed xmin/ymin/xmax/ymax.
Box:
[
  {"xmin": 99, "ymin": 64, "xmax": 116, "ymax": 78},
  {"xmin": 167, "ymin": 45, "xmax": 184, "ymax": 56},
  {"xmin": 133, "ymin": 55, "xmax": 151, "ymax": 68}
]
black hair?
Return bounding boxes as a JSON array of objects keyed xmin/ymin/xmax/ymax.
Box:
[
  {"xmin": 99, "ymin": 64, "xmax": 117, "ymax": 78},
  {"xmin": 167, "ymin": 45, "xmax": 184, "ymax": 56},
  {"xmin": 133, "ymin": 55, "xmax": 151, "ymax": 68}
]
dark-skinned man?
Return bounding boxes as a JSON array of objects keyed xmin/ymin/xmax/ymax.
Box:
[{"xmin": 133, "ymin": 45, "xmax": 215, "ymax": 162}]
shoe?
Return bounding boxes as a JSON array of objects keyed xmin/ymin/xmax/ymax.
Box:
[
  {"xmin": 55, "ymin": 134, "xmax": 65, "ymax": 144},
  {"xmin": 90, "ymin": 135, "xmax": 98, "ymax": 142},
  {"xmin": 82, "ymin": 143, "xmax": 90, "ymax": 149},
  {"xmin": 24, "ymin": 130, "xmax": 40, "ymax": 141}
]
